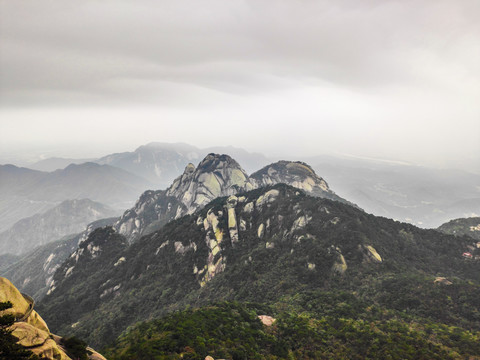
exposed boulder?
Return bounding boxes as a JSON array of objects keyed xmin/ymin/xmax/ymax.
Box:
[
  {"xmin": 434, "ymin": 277, "xmax": 453, "ymax": 286},
  {"xmin": 330, "ymin": 247, "xmax": 348, "ymax": 274},
  {"xmin": 362, "ymin": 245, "xmax": 383, "ymax": 263},
  {"xmin": 258, "ymin": 315, "xmax": 276, "ymax": 326},
  {"xmin": 1, "ymin": 277, "xmax": 106, "ymax": 360}
]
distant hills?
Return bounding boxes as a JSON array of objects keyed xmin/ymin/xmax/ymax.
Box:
[
  {"xmin": 0, "ymin": 199, "xmax": 119, "ymax": 255},
  {"xmin": 8, "ymin": 143, "xmax": 478, "ymax": 229},
  {"xmin": 0, "ymin": 162, "xmax": 151, "ymax": 232},
  {"xmin": 29, "ymin": 157, "xmax": 95, "ymax": 172},
  {"xmin": 1, "ymin": 217, "xmax": 117, "ymax": 300},
  {"xmin": 438, "ymin": 216, "xmax": 480, "ymax": 241},
  {"xmin": 310, "ymin": 155, "xmax": 480, "ymax": 228},
  {"xmin": 96, "ymin": 142, "xmax": 271, "ymax": 187}
]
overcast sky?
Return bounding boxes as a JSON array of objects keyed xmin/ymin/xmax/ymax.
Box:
[{"xmin": 1, "ymin": 0, "xmax": 479, "ymax": 171}]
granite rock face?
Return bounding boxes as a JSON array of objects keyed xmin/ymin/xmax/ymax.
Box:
[
  {"xmin": 250, "ymin": 161, "xmax": 346, "ymax": 203},
  {"xmin": 166, "ymin": 154, "xmax": 254, "ymax": 212},
  {"xmin": 0, "ymin": 277, "xmax": 105, "ymax": 360},
  {"xmin": 114, "ymin": 154, "xmax": 352, "ymax": 243},
  {"xmin": 115, "ymin": 154, "xmax": 253, "ymax": 242}
]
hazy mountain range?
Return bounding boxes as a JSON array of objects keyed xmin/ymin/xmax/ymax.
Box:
[
  {"xmin": 0, "ymin": 162, "xmax": 151, "ymax": 232},
  {"xmin": 310, "ymin": 155, "xmax": 480, "ymax": 228},
  {"xmin": 0, "ymin": 199, "xmax": 118, "ymax": 255},
  {"xmin": 3, "ymin": 143, "xmax": 478, "ymax": 235},
  {"xmin": 1, "ymin": 150, "xmax": 479, "ymax": 359}
]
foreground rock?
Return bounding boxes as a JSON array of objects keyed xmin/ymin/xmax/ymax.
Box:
[{"xmin": 0, "ymin": 277, "xmax": 105, "ymax": 360}]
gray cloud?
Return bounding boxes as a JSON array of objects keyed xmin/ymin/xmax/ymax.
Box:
[
  {"xmin": 0, "ymin": 0, "xmax": 479, "ymax": 171},
  {"xmin": 1, "ymin": 0, "xmax": 479, "ymax": 104}
]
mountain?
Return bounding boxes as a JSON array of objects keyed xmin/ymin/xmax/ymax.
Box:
[
  {"xmin": 95, "ymin": 142, "xmax": 270, "ymax": 188},
  {"xmin": 0, "ymin": 165, "xmax": 54, "ymax": 232},
  {"xmin": 309, "ymin": 155, "xmax": 480, "ymax": 228},
  {"xmin": 0, "ymin": 276, "xmax": 106, "ymax": 360},
  {"xmin": 37, "ymin": 184, "xmax": 480, "ymax": 351},
  {"xmin": 203, "ymin": 145, "xmax": 270, "ymax": 174},
  {"xmin": 250, "ymin": 160, "xmax": 354, "ymax": 205},
  {"xmin": 0, "ymin": 217, "xmax": 118, "ymax": 300},
  {"xmin": 438, "ymin": 217, "xmax": 480, "ymax": 241},
  {"xmin": 112, "ymin": 154, "xmax": 348, "ymax": 243},
  {"xmin": 29, "ymin": 157, "xmax": 95, "ymax": 172},
  {"xmin": 33, "ymin": 162, "xmax": 151, "ymax": 206},
  {"xmin": 0, "ymin": 199, "xmax": 119, "ymax": 255},
  {"xmin": 0, "ymin": 162, "xmax": 151, "ymax": 231},
  {"xmin": 96, "ymin": 142, "xmax": 201, "ymax": 188},
  {"xmin": 113, "ymin": 153, "xmax": 253, "ymax": 242}
]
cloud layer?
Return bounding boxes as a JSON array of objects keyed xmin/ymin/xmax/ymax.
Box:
[{"xmin": 1, "ymin": 0, "xmax": 479, "ymax": 170}]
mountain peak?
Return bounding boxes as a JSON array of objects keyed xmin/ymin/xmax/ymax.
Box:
[
  {"xmin": 196, "ymin": 153, "xmax": 242, "ymax": 172},
  {"xmin": 167, "ymin": 153, "xmax": 253, "ymax": 212},
  {"xmin": 251, "ymin": 160, "xmax": 329, "ymax": 194},
  {"xmin": 114, "ymin": 154, "xmax": 355, "ymax": 242}
]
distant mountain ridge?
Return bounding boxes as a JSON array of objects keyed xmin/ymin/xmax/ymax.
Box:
[
  {"xmin": 0, "ymin": 162, "xmax": 152, "ymax": 232},
  {"xmin": 0, "ymin": 199, "xmax": 119, "ymax": 255},
  {"xmin": 11, "ymin": 142, "xmax": 479, "ymax": 229},
  {"xmin": 29, "ymin": 157, "xmax": 95, "ymax": 172},
  {"xmin": 95, "ymin": 142, "xmax": 270, "ymax": 188},
  {"xmin": 1, "ymin": 217, "xmax": 118, "ymax": 300},
  {"xmin": 309, "ymin": 155, "xmax": 480, "ymax": 228}
]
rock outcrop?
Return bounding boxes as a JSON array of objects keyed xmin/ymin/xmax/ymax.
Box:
[
  {"xmin": 113, "ymin": 154, "xmax": 353, "ymax": 243},
  {"xmin": 250, "ymin": 161, "xmax": 346, "ymax": 203},
  {"xmin": 0, "ymin": 277, "xmax": 105, "ymax": 360},
  {"xmin": 166, "ymin": 154, "xmax": 254, "ymax": 212},
  {"xmin": 114, "ymin": 154, "xmax": 253, "ymax": 242}
]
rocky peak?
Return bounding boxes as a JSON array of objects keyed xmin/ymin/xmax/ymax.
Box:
[
  {"xmin": 250, "ymin": 161, "xmax": 351, "ymax": 204},
  {"xmin": 251, "ymin": 161, "xmax": 329, "ymax": 193},
  {"xmin": 113, "ymin": 155, "xmax": 354, "ymax": 242},
  {"xmin": 166, "ymin": 153, "xmax": 254, "ymax": 213}
]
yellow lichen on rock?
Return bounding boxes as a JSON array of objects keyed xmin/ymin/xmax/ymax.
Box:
[
  {"xmin": 34, "ymin": 339, "xmax": 71, "ymax": 360},
  {"xmin": 0, "ymin": 277, "xmax": 30, "ymax": 319},
  {"xmin": 25, "ymin": 310, "xmax": 50, "ymax": 333},
  {"xmin": 258, "ymin": 315, "xmax": 276, "ymax": 326},
  {"xmin": 255, "ymin": 189, "xmax": 280, "ymax": 207},
  {"xmin": 1, "ymin": 277, "xmax": 106, "ymax": 360},
  {"xmin": 11, "ymin": 322, "xmax": 50, "ymax": 347}
]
